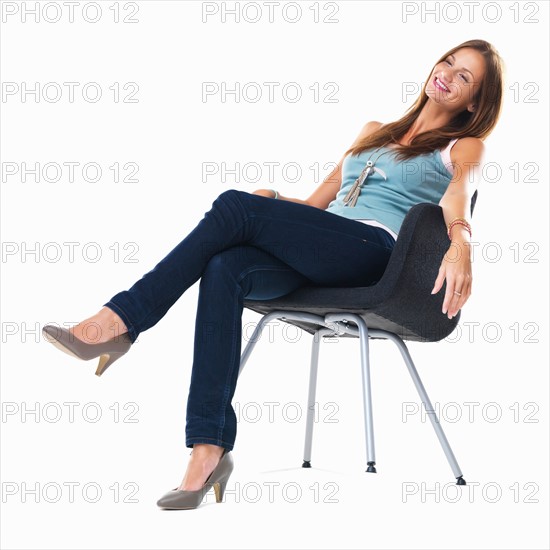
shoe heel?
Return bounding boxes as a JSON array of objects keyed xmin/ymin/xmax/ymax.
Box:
[
  {"xmin": 95, "ymin": 351, "xmax": 125, "ymax": 377},
  {"xmin": 213, "ymin": 467, "xmax": 233, "ymax": 503},
  {"xmin": 213, "ymin": 480, "xmax": 228, "ymax": 503}
]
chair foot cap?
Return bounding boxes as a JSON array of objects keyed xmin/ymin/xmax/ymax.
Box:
[
  {"xmin": 366, "ymin": 461, "xmax": 377, "ymax": 473},
  {"xmin": 456, "ymin": 475, "xmax": 466, "ymax": 485},
  {"xmin": 302, "ymin": 460, "xmax": 311, "ymax": 468}
]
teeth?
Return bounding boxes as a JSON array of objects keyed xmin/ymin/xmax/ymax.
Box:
[{"xmin": 436, "ymin": 77, "xmax": 449, "ymax": 92}]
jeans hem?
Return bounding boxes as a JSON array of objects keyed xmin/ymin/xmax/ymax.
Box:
[
  {"xmin": 102, "ymin": 300, "xmax": 138, "ymax": 344},
  {"xmin": 186, "ymin": 436, "xmax": 234, "ymax": 451}
]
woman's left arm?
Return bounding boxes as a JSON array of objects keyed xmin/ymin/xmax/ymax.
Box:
[{"xmin": 431, "ymin": 137, "xmax": 486, "ymax": 319}]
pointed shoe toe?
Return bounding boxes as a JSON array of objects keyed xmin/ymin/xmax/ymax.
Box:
[
  {"xmin": 156, "ymin": 487, "xmax": 206, "ymax": 510},
  {"xmin": 157, "ymin": 450, "xmax": 234, "ymax": 510}
]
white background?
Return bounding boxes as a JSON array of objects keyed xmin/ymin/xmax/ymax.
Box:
[{"xmin": 1, "ymin": 1, "xmax": 548, "ymax": 549}]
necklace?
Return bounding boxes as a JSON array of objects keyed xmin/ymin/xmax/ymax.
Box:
[{"xmin": 342, "ymin": 144, "xmax": 393, "ymax": 207}]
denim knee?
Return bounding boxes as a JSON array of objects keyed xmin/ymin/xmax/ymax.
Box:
[
  {"xmin": 215, "ymin": 188, "xmax": 245, "ymax": 203},
  {"xmin": 211, "ymin": 188, "xmax": 250, "ymax": 219},
  {"xmin": 202, "ymin": 251, "xmax": 229, "ymax": 277},
  {"xmin": 201, "ymin": 248, "xmax": 249, "ymax": 284},
  {"xmin": 218, "ymin": 188, "xmax": 241, "ymax": 197}
]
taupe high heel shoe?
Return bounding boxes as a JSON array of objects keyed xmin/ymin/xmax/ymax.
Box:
[
  {"xmin": 42, "ymin": 325, "xmax": 133, "ymax": 376},
  {"xmin": 157, "ymin": 449, "xmax": 234, "ymax": 510}
]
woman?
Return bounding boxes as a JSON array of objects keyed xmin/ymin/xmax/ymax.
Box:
[{"xmin": 42, "ymin": 39, "xmax": 504, "ymax": 510}]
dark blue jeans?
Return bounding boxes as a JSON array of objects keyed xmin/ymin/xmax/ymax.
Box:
[{"xmin": 103, "ymin": 189, "xmax": 396, "ymax": 451}]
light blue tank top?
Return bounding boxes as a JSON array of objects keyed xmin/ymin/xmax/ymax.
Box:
[{"xmin": 325, "ymin": 143, "xmax": 454, "ymax": 236}]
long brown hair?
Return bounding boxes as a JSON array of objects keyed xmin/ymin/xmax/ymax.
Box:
[{"xmin": 345, "ymin": 39, "xmax": 505, "ymax": 162}]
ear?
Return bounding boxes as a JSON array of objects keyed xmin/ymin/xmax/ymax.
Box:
[{"xmin": 467, "ymin": 103, "xmax": 477, "ymax": 113}]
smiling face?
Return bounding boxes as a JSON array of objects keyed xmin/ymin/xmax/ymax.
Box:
[{"xmin": 425, "ymin": 47, "xmax": 486, "ymax": 114}]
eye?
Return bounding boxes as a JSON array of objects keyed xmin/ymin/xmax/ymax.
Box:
[{"xmin": 443, "ymin": 59, "xmax": 469, "ymax": 82}]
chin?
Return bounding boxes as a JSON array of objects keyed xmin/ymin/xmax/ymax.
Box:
[
  {"xmin": 425, "ymin": 87, "xmax": 451, "ymax": 105},
  {"xmin": 425, "ymin": 88, "xmax": 440, "ymax": 101}
]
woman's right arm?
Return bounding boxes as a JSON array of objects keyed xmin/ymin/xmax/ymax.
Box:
[{"xmin": 252, "ymin": 120, "xmax": 383, "ymax": 209}]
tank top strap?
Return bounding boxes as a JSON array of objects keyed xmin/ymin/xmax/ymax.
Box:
[{"xmin": 440, "ymin": 138, "xmax": 460, "ymax": 175}]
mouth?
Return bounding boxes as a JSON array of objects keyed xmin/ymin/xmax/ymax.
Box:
[{"xmin": 434, "ymin": 76, "xmax": 450, "ymax": 93}]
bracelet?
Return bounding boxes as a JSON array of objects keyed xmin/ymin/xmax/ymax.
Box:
[
  {"xmin": 448, "ymin": 221, "xmax": 472, "ymax": 240},
  {"xmin": 449, "ymin": 220, "xmax": 472, "ymax": 236},
  {"xmin": 447, "ymin": 216, "xmax": 468, "ymax": 232},
  {"xmin": 269, "ymin": 189, "xmax": 279, "ymax": 199},
  {"xmin": 447, "ymin": 217, "xmax": 472, "ymax": 240}
]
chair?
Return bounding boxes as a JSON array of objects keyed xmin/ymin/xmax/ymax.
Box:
[{"xmin": 238, "ymin": 191, "xmax": 478, "ymax": 485}]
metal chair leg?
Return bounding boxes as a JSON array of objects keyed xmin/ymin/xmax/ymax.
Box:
[
  {"xmin": 353, "ymin": 315, "xmax": 377, "ymax": 473},
  {"xmin": 377, "ymin": 330, "xmax": 466, "ymax": 485},
  {"xmin": 238, "ymin": 311, "xmax": 283, "ymax": 376},
  {"xmin": 302, "ymin": 327, "xmax": 334, "ymax": 468},
  {"xmin": 325, "ymin": 313, "xmax": 377, "ymax": 473}
]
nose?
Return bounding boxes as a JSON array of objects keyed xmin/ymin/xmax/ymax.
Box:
[{"xmin": 438, "ymin": 67, "xmax": 452, "ymax": 84}]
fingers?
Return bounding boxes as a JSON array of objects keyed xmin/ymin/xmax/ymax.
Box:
[
  {"xmin": 431, "ymin": 265, "xmax": 446, "ymax": 295},
  {"xmin": 442, "ymin": 274, "xmax": 472, "ymax": 318},
  {"xmin": 251, "ymin": 189, "xmax": 272, "ymax": 197}
]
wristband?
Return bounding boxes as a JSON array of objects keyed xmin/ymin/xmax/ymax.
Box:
[{"xmin": 269, "ymin": 189, "xmax": 279, "ymax": 199}]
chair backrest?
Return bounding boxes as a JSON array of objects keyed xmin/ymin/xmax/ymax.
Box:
[{"xmin": 470, "ymin": 189, "xmax": 478, "ymax": 217}]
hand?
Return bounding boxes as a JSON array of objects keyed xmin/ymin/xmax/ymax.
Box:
[
  {"xmin": 431, "ymin": 242, "xmax": 472, "ymax": 319},
  {"xmin": 252, "ymin": 189, "xmax": 276, "ymax": 198}
]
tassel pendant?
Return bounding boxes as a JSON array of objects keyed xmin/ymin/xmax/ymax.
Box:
[
  {"xmin": 343, "ymin": 162, "xmax": 375, "ymax": 207},
  {"xmin": 342, "ymin": 179, "xmax": 361, "ymax": 206},
  {"xmin": 347, "ymin": 186, "xmax": 360, "ymax": 207},
  {"xmin": 342, "ymin": 144, "xmax": 391, "ymax": 206}
]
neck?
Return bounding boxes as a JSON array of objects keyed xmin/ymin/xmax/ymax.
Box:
[{"xmin": 401, "ymin": 101, "xmax": 456, "ymax": 144}]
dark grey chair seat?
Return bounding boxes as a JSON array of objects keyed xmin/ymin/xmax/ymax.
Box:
[{"xmin": 243, "ymin": 191, "xmax": 477, "ymax": 342}]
